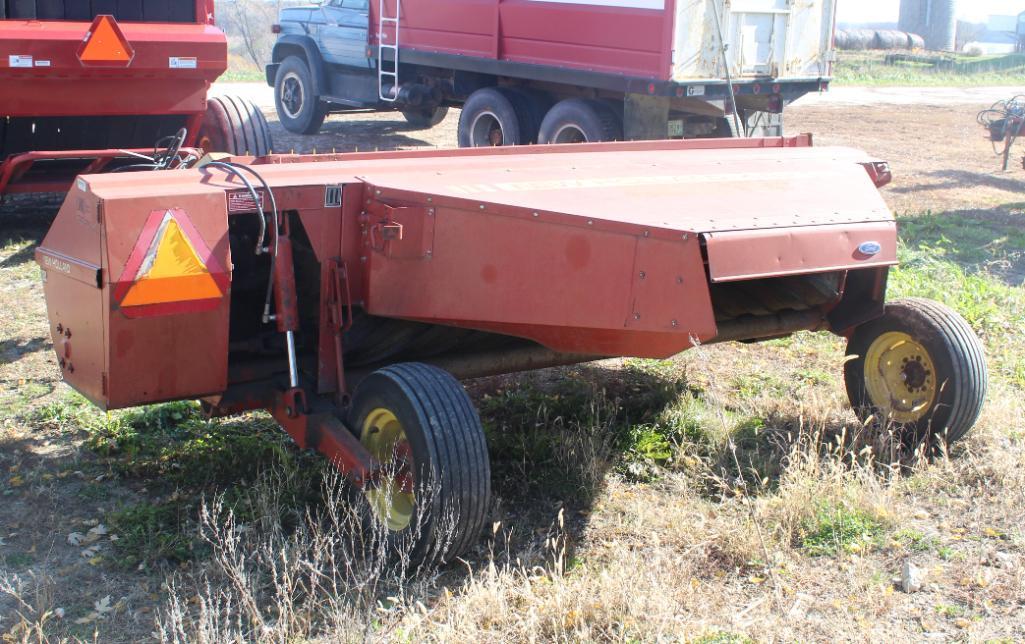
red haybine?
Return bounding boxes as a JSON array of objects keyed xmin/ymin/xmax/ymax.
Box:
[{"xmin": 35, "ymin": 136, "xmax": 987, "ymax": 564}]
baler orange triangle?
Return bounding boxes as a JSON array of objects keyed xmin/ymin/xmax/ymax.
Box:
[
  {"xmin": 77, "ymin": 15, "xmax": 135, "ymax": 67},
  {"xmin": 35, "ymin": 137, "xmax": 987, "ymax": 566}
]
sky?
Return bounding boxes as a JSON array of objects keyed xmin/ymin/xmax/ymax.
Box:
[{"xmin": 837, "ymin": 0, "xmax": 1025, "ymax": 24}]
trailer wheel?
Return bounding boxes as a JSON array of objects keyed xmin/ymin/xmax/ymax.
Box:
[
  {"xmin": 458, "ymin": 88, "xmax": 527, "ymax": 147},
  {"xmin": 274, "ymin": 56, "xmax": 328, "ymax": 135},
  {"xmin": 403, "ymin": 106, "xmax": 450, "ymax": 129},
  {"xmin": 198, "ymin": 95, "xmax": 274, "ymax": 156},
  {"xmin": 844, "ymin": 298, "xmax": 987, "ymax": 447},
  {"xmin": 538, "ymin": 98, "xmax": 622, "ymax": 144},
  {"xmin": 349, "ymin": 363, "xmax": 491, "ymax": 565}
]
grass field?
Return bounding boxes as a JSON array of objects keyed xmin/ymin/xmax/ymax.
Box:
[
  {"xmin": 832, "ymin": 51, "xmax": 1025, "ymax": 87},
  {"xmin": 0, "ymin": 103, "xmax": 1023, "ymax": 641}
]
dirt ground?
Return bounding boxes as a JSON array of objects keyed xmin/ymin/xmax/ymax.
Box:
[{"xmin": 1, "ymin": 101, "xmax": 1023, "ymax": 641}]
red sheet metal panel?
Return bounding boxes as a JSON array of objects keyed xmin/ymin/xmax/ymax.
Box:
[
  {"xmin": 101, "ymin": 189, "xmax": 230, "ymax": 409},
  {"xmin": 36, "ymin": 179, "xmax": 232, "ymax": 409},
  {"xmin": 499, "ymin": 1, "xmax": 670, "ymax": 77},
  {"xmin": 702, "ymin": 221, "xmax": 898, "ymax": 283},
  {"xmin": 35, "ymin": 186, "xmax": 106, "ymax": 406},
  {"xmin": 374, "ymin": 0, "xmax": 674, "ymax": 80},
  {"xmin": 0, "ymin": 20, "xmax": 226, "ymax": 116},
  {"xmin": 343, "ymin": 145, "xmax": 892, "ymax": 236},
  {"xmin": 362, "ymin": 184, "xmax": 716, "ymax": 357},
  {"xmin": 376, "ymin": 0, "xmax": 496, "ymax": 59}
]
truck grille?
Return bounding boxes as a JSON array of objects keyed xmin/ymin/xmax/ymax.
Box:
[{"xmin": 1, "ymin": 1, "xmax": 196, "ymax": 22}]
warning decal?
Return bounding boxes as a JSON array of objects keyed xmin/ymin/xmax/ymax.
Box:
[
  {"xmin": 114, "ymin": 209, "xmax": 227, "ymax": 318},
  {"xmin": 169, "ymin": 57, "xmax": 198, "ymax": 69}
]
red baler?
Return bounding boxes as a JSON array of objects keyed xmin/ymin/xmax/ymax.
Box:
[{"xmin": 1, "ymin": 1, "xmax": 270, "ymax": 197}]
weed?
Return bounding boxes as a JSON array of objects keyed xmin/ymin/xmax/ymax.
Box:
[
  {"xmin": 2, "ymin": 553, "xmax": 35, "ymax": 568},
  {"xmin": 108, "ymin": 500, "xmax": 199, "ymax": 567},
  {"xmin": 800, "ymin": 502, "xmax": 886, "ymax": 556},
  {"xmin": 732, "ymin": 373, "xmax": 788, "ymax": 400},
  {"xmin": 81, "ymin": 402, "xmax": 326, "ymax": 567},
  {"xmin": 76, "ymin": 482, "xmax": 110, "ymax": 502},
  {"xmin": 934, "ymin": 603, "xmax": 967, "ymax": 618},
  {"xmin": 694, "ymin": 633, "xmax": 754, "ymax": 644},
  {"xmin": 795, "ymin": 368, "xmax": 834, "ymax": 386},
  {"xmin": 892, "ymin": 528, "xmax": 939, "ymax": 553},
  {"xmin": 627, "ymin": 425, "xmax": 673, "ymax": 464}
]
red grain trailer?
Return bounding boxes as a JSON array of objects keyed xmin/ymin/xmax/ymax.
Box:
[
  {"xmin": 268, "ymin": 0, "xmax": 836, "ymax": 143},
  {"xmin": 0, "ymin": 1, "xmax": 271, "ymax": 197},
  {"xmin": 35, "ymin": 137, "xmax": 986, "ymax": 564}
]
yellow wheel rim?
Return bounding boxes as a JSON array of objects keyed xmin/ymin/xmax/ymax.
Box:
[
  {"xmin": 360, "ymin": 408, "xmax": 415, "ymax": 531},
  {"xmin": 863, "ymin": 331, "xmax": 937, "ymax": 423}
]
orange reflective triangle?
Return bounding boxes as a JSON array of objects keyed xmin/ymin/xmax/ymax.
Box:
[
  {"xmin": 121, "ymin": 216, "xmax": 221, "ymax": 307},
  {"xmin": 79, "ymin": 16, "xmax": 133, "ymax": 64}
]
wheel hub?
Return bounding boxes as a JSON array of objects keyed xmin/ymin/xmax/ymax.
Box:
[
  {"xmin": 863, "ymin": 331, "xmax": 937, "ymax": 423},
  {"xmin": 360, "ymin": 407, "xmax": 416, "ymax": 531},
  {"xmin": 552, "ymin": 124, "xmax": 588, "ymax": 144},
  {"xmin": 470, "ymin": 111, "xmax": 504, "ymax": 146},
  {"xmin": 280, "ymin": 73, "xmax": 304, "ymax": 120}
]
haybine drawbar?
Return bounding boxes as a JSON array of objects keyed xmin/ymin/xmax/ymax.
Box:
[{"xmin": 36, "ymin": 136, "xmax": 987, "ymax": 564}]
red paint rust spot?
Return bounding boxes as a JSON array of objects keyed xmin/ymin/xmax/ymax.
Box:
[
  {"xmin": 565, "ymin": 236, "xmax": 591, "ymax": 270},
  {"xmin": 481, "ymin": 264, "xmax": 498, "ymax": 284}
]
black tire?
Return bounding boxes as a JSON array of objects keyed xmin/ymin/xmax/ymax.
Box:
[
  {"xmin": 537, "ymin": 98, "xmax": 623, "ymax": 144},
  {"xmin": 199, "ymin": 95, "xmax": 274, "ymax": 156},
  {"xmin": 402, "ymin": 106, "xmax": 450, "ymax": 129},
  {"xmin": 499, "ymin": 87, "xmax": 551, "ymax": 144},
  {"xmin": 844, "ymin": 298, "xmax": 987, "ymax": 446},
  {"xmin": 349, "ymin": 363, "xmax": 491, "ymax": 566},
  {"xmin": 457, "ymin": 87, "xmax": 527, "ymax": 147},
  {"xmin": 274, "ymin": 56, "xmax": 328, "ymax": 135}
]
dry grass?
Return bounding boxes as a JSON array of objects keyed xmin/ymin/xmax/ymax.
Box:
[{"xmin": 79, "ymin": 367, "xmax": 1018, "ymax": 642}]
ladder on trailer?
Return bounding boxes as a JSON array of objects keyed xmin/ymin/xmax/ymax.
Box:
[{"xmin": 378, "ymin": 0, "xmax": 400, "ymax": 102}]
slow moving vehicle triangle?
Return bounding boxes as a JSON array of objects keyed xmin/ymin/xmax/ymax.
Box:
[
  {"xmin": 78, "ymin": 15, "xmax": 134, "ymax": 67},
  {"xmin": 115, "ymin": 208, "xmax": 227, "ymax": 317},
  {"xmin": 121, "ymin": 215, "xmax": 220, "ymax": 307}
]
